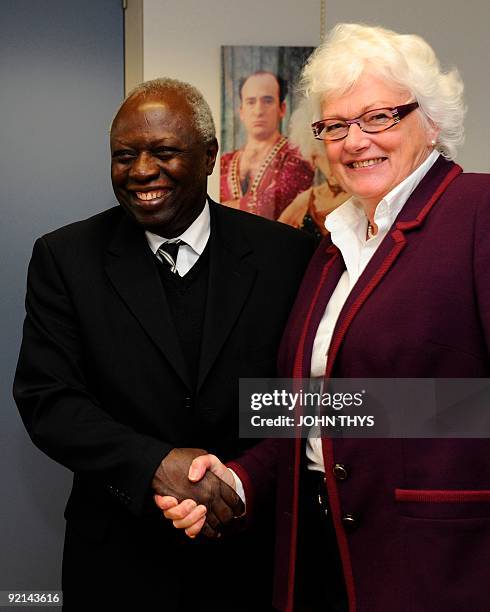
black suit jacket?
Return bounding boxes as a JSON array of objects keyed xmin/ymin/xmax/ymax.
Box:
[{"xmin": 14, "ymin": 200, "xmax": 313, "ymax": 609}]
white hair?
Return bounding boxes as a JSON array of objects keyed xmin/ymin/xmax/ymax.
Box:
[
  {"xmin": 301, "ymin": 23, "xmax": 466, "ymax": 159},
  {"xmin": 112, "ymin": 77, "xmax": 216, "ymax": 143},
  {"xmin": 288, "ymin": 98, "xmax": 323, "ymax": 163}
]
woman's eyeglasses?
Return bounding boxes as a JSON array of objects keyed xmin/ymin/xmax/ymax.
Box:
[{"xmin": 311, "ymin": 101, "xmax": 419, "ymax": 141}]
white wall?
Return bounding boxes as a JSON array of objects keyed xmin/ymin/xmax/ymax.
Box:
[
  {"xmin": 143, "ymin": 0, "xmax": 489, "ymax": 200},
  {"xmin": 326, "ymin": 0, "xmax": 489, "ymax": 174},
  {"xmin": 143, "ymin": 0, "xmax": 322, "ymax": 198}
]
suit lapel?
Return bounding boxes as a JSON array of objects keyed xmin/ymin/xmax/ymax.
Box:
[
  {"xmin": 325, "ymin": 157, "xmax": 462, "ymax": 377},
  {"xmin": 104, "ymin": 212, "xmax": 191, "ymax": 389},
  {"xmin": 197, "ymin": 202, "xmax": 257, "ymax": 390}
]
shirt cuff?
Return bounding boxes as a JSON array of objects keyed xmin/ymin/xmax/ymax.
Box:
[{"xmin": 228, "ymin": 468, "xmax": 246, "ymax": 510}]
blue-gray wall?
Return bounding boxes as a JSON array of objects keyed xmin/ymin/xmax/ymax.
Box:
[{"xmin": 1, "ymin": 0, "xmax": 124, "ymax": 594}]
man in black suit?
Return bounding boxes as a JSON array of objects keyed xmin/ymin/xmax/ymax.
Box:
[{"xmin": 14, "ymin": 78, "xmax": 313, "ymax": 610}]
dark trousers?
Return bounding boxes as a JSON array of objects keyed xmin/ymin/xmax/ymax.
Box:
[
  {"xmin": 294, "ymin": 469, "xmax": 348, "ymax": 612},
  {"xmin": 62, "ymin": 507, "xmax": 274, "ymax": 611}
]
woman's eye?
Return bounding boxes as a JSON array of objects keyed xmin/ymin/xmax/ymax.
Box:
[
  {"xmin": 325, "ymin": 122, "xmax": 345, "ymax": 133},
  {"xmin": 366, "ymin": 112, "xmax": 391, "ymax": 123}
]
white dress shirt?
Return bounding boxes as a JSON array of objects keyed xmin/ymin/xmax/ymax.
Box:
[
  {"xmin": 306, "ymin": 150, "xmax": 440, "ymax": 472},
  {"xmin": 145, "ymin": 201, "xmax": 210, "ymax": 276}
]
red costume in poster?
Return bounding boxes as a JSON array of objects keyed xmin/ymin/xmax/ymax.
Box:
[{"xmin": 220, "ymin": 136, "xmax": 313, "ymax": 220}]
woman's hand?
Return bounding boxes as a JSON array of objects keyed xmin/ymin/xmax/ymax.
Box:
[
  {"xmin": 222, "ymin": 198, "xmax": 241, "ymax": 209},
  {"xmin": 154, "ymin": 454, "xmax": 236, "ymax": 538},
  {"xmin": 277, "ymin": 189, "xmax": 310, "ymax": 228}
]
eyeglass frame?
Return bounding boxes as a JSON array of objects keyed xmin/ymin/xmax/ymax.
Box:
[{"xmin": 311, "ymin": 101, "xmax": 420, "ymax": 141}]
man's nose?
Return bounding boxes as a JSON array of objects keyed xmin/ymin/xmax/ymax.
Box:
[
  {"xmin": 129, "ymin": 152, "xmax": 160, "ymax": 181},
  {"xmin": 343, "ymin": 122, "xmax": 370, "ymax": 151}
]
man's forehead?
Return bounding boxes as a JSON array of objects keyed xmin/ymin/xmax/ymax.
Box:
[
  {"xmin": 242, "ymin": 73, "xmax": 280, "ymax": 97},
  {"xmin": 111, "ymin": 91, "xmax": 192, "ymax": 136},
  {"xmin": 136, "ymin": 100, "xmax": 167, "ymax": 112},
  {"xmin": 122, "ymin": 90, "xmax": 185, "ymax": 113}
]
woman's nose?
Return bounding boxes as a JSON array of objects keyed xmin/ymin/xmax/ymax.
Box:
[{"xmin": 343, "ymin": 122, "xmax": 370, "ymax": 151}]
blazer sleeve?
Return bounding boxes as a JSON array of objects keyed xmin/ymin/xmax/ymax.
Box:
[
  {"xmin": 474, "ymin": 181, "xmax": 490, "ymax": 351},
  {"xmin": 13, "ymin": 237, "xmax": 171, "ymax": 516},
  {"xmin": 228, "ymin": 437, "xmax": 281, "ymax": 520}
]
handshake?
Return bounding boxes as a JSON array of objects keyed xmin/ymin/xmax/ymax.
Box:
[{"xmin": 151, "ymin": 448, "xmax": 243, "ymax": 539}]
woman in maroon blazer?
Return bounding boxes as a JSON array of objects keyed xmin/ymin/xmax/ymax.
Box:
[{"xmin": 156, "ymin": 24, "xmax": 490, "ymax": 612}]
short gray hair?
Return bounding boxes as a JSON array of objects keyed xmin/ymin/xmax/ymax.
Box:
[
  {"xmin": 113, "ymin": 77, "xmax": 216, "ymax": 143},
  {"xmin": 301, "ymin": 23, "xmax": 466, "ymax": 160}
]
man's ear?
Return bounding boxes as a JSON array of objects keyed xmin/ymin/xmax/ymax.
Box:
[
  {"xmin": 205, "ymin": 138, "xmax": 219, "ymax": 175},
  {"xmin": 279, "ymin": 101, "xmax": 286, "ymax": 119}
]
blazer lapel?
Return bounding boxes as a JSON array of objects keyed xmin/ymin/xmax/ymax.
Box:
[
  {"xmin": 197, "ymin": 203, "xmax": 257, "ymax": 390},
  {"xmin": 325, "ymin": 157, "xmax": 462, "ymax": 377},
  {"xmin": 280, "ymin": 240, "xmax": 344, "ymax": 378},
  {"xmin": 104, "ymin": 212, "xmax": 191, "ymax": 389}
]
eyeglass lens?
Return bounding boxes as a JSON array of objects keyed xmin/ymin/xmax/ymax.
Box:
[{"xmin": 312, "ymin": 102, "xmax": 419, "ymax": 141}]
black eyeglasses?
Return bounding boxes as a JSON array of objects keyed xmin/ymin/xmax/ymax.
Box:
[{"xmin": 311, "ymin": 101, "xmax": 419, "ymax": 141}]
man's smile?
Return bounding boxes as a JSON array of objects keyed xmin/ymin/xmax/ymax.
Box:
[
  {"xmin": 126, "ymin": 187, "xmax": 173, "ymax": 209},
  {"xmin": 135, "ymin": 190, "xmax": 167, "ymax": 201}
]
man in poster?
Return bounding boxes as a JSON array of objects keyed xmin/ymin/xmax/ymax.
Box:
[{"xmin": 220, "ymin": 71, "xmax": 314, "ymax": 220}]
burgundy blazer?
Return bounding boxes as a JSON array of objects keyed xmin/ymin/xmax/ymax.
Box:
[{"xmin": 230, "ymin": 157, "xmax": 490, "ymax": 612}]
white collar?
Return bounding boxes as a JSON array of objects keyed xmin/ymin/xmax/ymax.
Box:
[
  {"xmin": 326, "ymin": 150, "xmax": 440, "ymax": 236},
  {"xmin": 145, "ymin": 201, "xmax": 210, "ymax": 256}
]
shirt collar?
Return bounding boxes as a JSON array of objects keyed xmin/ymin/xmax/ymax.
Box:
[
  {"xmin": 145, "ymin": 201, "xmax": 210, "ymax": 256},
  {"xmin": 373, "ymin": 149, "xmax": 440, "ymax": 226},
  {"xmin": 325, "ymin": 150, "xmax": 440, "ymax": 235}
]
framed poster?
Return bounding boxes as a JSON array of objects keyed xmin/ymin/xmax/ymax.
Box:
[{"xmin": 220, "ymin": 45, "xmax": 348, "ymax": 239}]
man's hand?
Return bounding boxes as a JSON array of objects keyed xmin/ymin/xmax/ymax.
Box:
[
  {"xmin": 151, "ymin": 448, "xmax": 243, "ymax": 538},
  {"xmin": 154, "ymin": 454, "xmax": 240, "ymax": 538}
]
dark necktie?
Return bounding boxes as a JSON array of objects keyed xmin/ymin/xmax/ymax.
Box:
[{"xmin": 156, "ymin": 240, "xmax": 182, "ymax": 274}]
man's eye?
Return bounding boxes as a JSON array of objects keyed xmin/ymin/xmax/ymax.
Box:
[
  {"xmin": 155, "ymin": 148, "xmax": 178, "ymax": 158},
  {"xmin": 113, "ymin": 151, "xmax": 135, "ymax": 162}
]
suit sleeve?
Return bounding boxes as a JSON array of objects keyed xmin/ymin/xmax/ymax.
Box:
[
  {"xmin": 226, "ymin": 228, "xmax": 315, "ymax": 520},
  {"xmin": 13, "ymin": 237, "xmax": 171, "ymax": 516}
]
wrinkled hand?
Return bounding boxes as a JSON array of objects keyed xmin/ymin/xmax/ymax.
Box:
[
  {"xmin": 154, "ymin": 454, "xmax": 240, "ymax": 538},
  {"xmin": 152, "ymin": 449, "xmax": 243, "ymax": 538},
  {"xmin": 222, "ymin": 198, "xmax": 240, "ymax": 209},
  {"xmin": 277, "ymin": 194, "xmax": 308, "ymax": 228}
]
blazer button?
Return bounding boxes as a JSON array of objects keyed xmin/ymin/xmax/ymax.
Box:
[
  {"xmin": 333, "ymin": 463, "xmax": 349, "ymax": 481},
  {"xmin": 342, "ymin": 513, "xmax": 357, "ymax": 529},
  {"xmin": 183, "ymin": 396, "xmax": 192, "ymax": 409}
]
